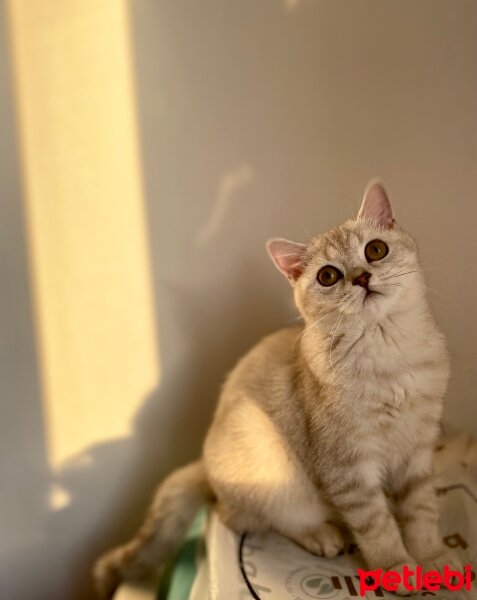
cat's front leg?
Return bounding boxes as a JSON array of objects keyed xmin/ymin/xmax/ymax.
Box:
[
  {"xmin": 325, "ymin": 465, "xmax": 414, "ymax": 571},
  {"xmin": 394, "ymin": 448, "xmax": 449, "ymax": 565}
]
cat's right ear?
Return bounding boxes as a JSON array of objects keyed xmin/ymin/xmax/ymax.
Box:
[
  {"xmin": 266, "ymin": 238, "xmax": 307, "ymax": 284},
  {"xmin": 358, "ymin": 179, "xmax": 395, "ymax": 228}
]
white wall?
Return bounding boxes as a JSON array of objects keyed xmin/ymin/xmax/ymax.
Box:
[{"xmin": 1, "ymin": 1, "xmax": 476, "ymax": 599}]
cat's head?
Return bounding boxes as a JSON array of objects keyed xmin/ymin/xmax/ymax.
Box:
[{"xmin": 268, "ymin": 180, "xmax": 423, "ymax": 326}]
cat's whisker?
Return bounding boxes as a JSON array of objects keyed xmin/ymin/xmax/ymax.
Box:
[
  {"xmin": 381, "ymin": 269, "xmax": 420, "ymax": 281},
  {"xmin": 300, "ymin": 308, "xmax": 339, "ymax": 341},
  {"xmin": 289, "ymin": 315, "xmax": 305, "ymax": 324},
  {"xmin": 381, "ymin": 265, "xmax": 402, "ymax": 279},
  {"xmin": 425, "ymin": 285, "xmax": 458, "ymax": 306},
  {"xmin": 329, "ymin": 313, "xmax": 344, "ymax": 382}
]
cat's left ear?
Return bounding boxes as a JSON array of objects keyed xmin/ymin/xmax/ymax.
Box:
[
  {"xmin": 357, "ymin": 179, "xmax": 396, "ymax": 228},
  {"xmin": 267, "ymin": 238, "xmax": 307, "ymax": 284}
]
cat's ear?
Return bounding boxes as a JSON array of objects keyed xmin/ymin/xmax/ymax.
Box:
[
  {"xmin": 357, "ymin": 179, "xmax": 395, "ymax": 228},
  {"xmin": 267, "ymin": 238, "xmax": 307, "ymax": 283}
]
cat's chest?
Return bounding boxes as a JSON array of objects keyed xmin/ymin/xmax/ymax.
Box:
[
  {"xmin": 340, "ymin": 325, "xmax": 411, "ymax": 375},
  {"xmin": 336, "ymin": 324, "xmax": 445, "ymax": 395},
  {"xmin": 348, "ymin": 379, "xmax": 440, "ymax": 465},
  {"xmin": 334, "ymin": 324, "xmax": 447, "ymax": 432}
]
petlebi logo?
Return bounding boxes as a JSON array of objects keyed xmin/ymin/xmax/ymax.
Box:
[
  {"xmin": 358, "ymin": 563, "xmax": 474, "ymax": 596},
  {"xmin": 285, "ymin": 567, "xmax": 340, "ymax": 600}
]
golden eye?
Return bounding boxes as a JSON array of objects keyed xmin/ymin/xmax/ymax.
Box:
[
  {"xmin": 365, "ymin": 239, "xmax": 389, "ymax": 262},
  {"xmin": 317, "ymin": 266, "xmax": 342, "ymax": 287}
]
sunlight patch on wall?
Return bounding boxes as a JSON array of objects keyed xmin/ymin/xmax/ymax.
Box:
[
  {"xmin": 7, "ymin": 0, "xmax": 159, "ymax": 469},
  {"xmin": 47, "ymin": 483, "xmax": 72, "ymax": 512},
  {"xmin": 197, "ymin": 164, "xmax": 254, "ymax": 245}
]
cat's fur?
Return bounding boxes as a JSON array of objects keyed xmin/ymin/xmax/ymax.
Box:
[{"xmin": 94, "ymin": 181, "xmax": 455, "ymax": 599}]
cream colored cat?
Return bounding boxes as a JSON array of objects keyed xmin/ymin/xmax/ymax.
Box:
[{"xmin": 94, "ymin": 181, "xmax": 457, "ymax": 598}]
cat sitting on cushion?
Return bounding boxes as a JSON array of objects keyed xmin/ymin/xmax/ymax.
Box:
[{"xmin": 94, "ymin": 181, "xmax": 458, "ymax": 598}]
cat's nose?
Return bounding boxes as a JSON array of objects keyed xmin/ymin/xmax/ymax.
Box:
[{"xmin": 352, "ymin": 271, "xmax": 371, "ymax": 289}]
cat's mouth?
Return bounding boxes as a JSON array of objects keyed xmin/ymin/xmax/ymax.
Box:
[{"xmin": 363, "ymin": 289, "xmax": 383, "ymax": 303}]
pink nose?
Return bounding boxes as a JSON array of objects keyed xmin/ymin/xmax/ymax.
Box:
[{"xmin": 353, "ymin": 271, "xmax": 371, "ymax": 289}]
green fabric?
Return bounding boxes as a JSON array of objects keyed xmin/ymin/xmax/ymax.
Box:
[{"xmin": 157, "ymin": 508, "xmax": 206, "ymax": 600}]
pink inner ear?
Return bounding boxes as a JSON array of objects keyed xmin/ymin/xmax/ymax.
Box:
[
  {"xmin": 358, "ymin": 181, "xmax": 395, "ymax": 228},
  {"xmin": 267, "ymin": 238, "xmax": 307, "ymax": 281}
]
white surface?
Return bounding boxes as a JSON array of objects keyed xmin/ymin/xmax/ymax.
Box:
[{"xmin": 1, "ymin": 1, "xmax": 477, "ymax": 599}]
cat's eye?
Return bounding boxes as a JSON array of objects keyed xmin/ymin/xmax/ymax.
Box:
[
  {"xmin": 365, "ymin": 239, "xmax": 389, "ymax": 262},
  {"xmin": 317, "ymin": 266, "xmax": 342, "ymax": 287}
]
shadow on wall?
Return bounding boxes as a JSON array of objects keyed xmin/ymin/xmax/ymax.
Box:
[
  {"xmin": 0, "ymin": 4, "xmax": 50, "ymax": 596},
  {"xmin": 49, "ymin": 265, "xmax": 287, "ymax": 600}
]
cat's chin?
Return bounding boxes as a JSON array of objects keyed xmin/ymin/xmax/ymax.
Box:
[
  {"xmin": 362, "ymin": 289, "xmax": 383, "ymax": 304},
  {"xmin": 354, "ymin": 290, "xmax": 395, "ymax": 321}
]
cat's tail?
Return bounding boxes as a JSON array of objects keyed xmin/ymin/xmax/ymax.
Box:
[{"xmin": 93, "ymin": 460, "xmax": 213, "ymax": 600}]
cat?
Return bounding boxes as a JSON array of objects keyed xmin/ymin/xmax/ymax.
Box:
[{"xmin": 94, "ymin": 180, "xmax": 458, "ymax": 598}]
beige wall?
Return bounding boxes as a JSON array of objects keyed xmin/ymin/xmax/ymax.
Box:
[{"xmin": 1, "ymin": 1, "xmax": 476, "ymax": 598}]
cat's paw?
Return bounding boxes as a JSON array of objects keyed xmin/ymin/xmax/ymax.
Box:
[
  {"xmin": 420, "ymin": 549, "xmax": 464, "ymax": 586},
  {"xmin": 295, "ymin": 522, "xmax": 345, "ymax": 558},
  {"xmin": 421, "ymin": 550, "xmax": 462, "ymax": 570},
  {"xmin": 387, "ymin": 560, "xmax": 420, "ymax": 596}
]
